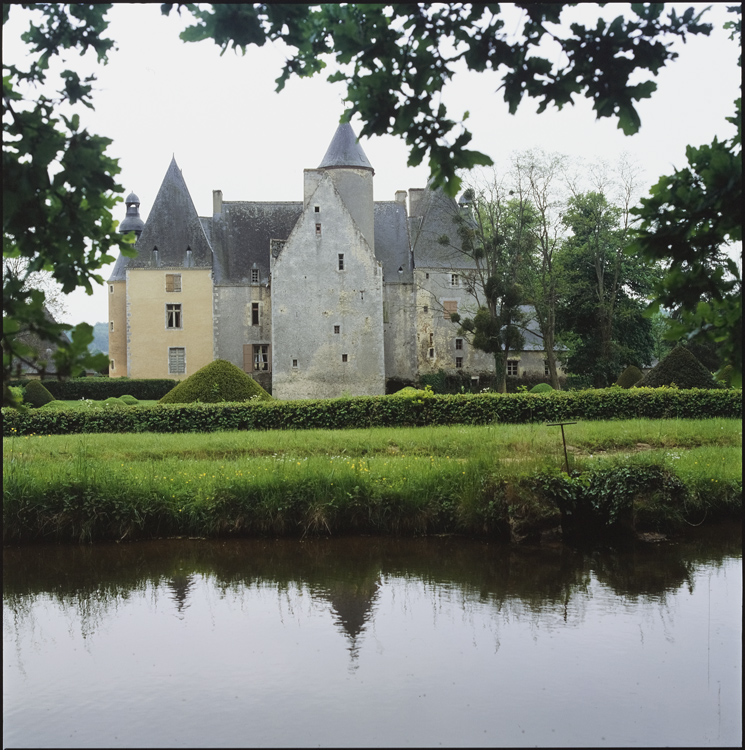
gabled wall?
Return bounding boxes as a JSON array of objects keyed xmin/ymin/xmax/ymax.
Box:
[{"xmin": 271, "ymin": 172, "xmax": 385, "ymax": 399}]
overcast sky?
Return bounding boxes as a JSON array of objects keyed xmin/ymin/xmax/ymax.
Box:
[{"xmin": 3, "ymin": 3, "xmax": 740, "ymax": 327}]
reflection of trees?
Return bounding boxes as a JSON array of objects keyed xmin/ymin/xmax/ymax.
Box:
[{"xmin": 3, "ymin": 523, "xmax": 740, "ymax": 641}]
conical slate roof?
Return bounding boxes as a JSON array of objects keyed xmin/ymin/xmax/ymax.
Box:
[
  {"xmin": 130, "ymin": 156, "xmax": 212, "ymax": 268},
  {"xmin": 318, "ymin": 121, "xmax": 374, "ymax": 172}
]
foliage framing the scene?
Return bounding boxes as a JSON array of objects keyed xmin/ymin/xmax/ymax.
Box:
[{"xmin": 2, "ymin": 3, "xmax": 136, "ymax": 405}]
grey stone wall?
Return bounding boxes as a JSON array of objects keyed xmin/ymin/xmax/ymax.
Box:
[{"xmin": 272, "ymin": 172, "xmax": 385, "ymax": 399}]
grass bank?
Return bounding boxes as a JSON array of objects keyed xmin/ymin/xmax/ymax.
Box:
[{"xmin": 3, "ymin": 419, "xmax": 741, "ymax": 544}]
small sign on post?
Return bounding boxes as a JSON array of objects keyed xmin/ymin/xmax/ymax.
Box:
[{"xmin": 547, "ymin": 422, "xmax": 577, "ymax": 473}]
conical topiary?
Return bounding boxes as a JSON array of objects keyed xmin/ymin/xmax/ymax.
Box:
[
  {"xmin": 637, "ymin": 345, "xmax": 720, "ymax": 389},
  {"xmin": 24, "ymin": 379, "xmax": 56, "ymax": 408},
  {"xmin": 158, "ymin": 359, "xmax": 273, "ymax": 404},
  {"xmin": 616, "ymin": 365, "xmax": 643, "ymax": 388}
]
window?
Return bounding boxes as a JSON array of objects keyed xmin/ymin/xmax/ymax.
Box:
[
  {"xmin": 251, "ymin": 303, "xmax": 260, "ymax": 326},
  {"xmin": 316, "ymin": 223, "xmax": 322, "ymax": 236},
  {"xmin": 443, "ymin": 300, "xmax": 458, "ymax": 319},
  {"xmin": 166, "ymin": 303, "xmax": 182, "ymax": 329},
  {"xmin": 455, "ymin": 357, "xmax": 463, "ymax": 368},
  {"xmin": 333, "ymin": 325, "xmax": 340, "ymax": 334},
  {"xmin": 109, "ymin": 285, "xmax": 114, "ymax": 294},
  {"xmin": 292, "ymin": 359, "xmax": 298, "ymax": 368},
  {"xmin": 168, "ymin": 347, "xmax": 185, "ymax": 374},
  {"xmin": 253, "ymin": 344, "xmax": 269, "ymax": 371},
  {"xmin": 425, "ymin": 273, "xmax": 430, "ymax": 279},
  {"xmin": 451, "ymin": 274, "xmax": 459, "ymax": 287},
  {"xmin": 429, "ymin": 333, "xmax": 434, "ymax": 346},
  {"xmin": 423, "ymin": 305, "xmax": 429, "ymax": 313},
  {"xmin": 428, "ymin": 348, "xmax": 434, "ymax": 358},
  {"xmin": 507, "ymin": 360, "xmax": 519, "ymax": 377},
  {"xmin": 109, "ymin": 359, "xmax": 115, "ymax": 371},
  {"xmin": 166, "ymin": 273, "xmax": 182, "ymax": 292},
  {"xmin": 338, "ymin": 253, "xmax": 345, "ymax": 270},
  {"xmin": 314, "ymin": 206, "xmax": 320, "ymax": 213},
  {"xmin": 342, "ymin": 354, "xmax": 348, "ymax": 363},
  {"xmin": 251, "ymin": 268, "xmax": 259, "ymax": 284},
  {"xmin": 455, "ymin": 338, "xmax": 463, "ymax": 350},
  {"xmin": 109, "ymin": 321, "xmax": 114, "ymax": 332}
]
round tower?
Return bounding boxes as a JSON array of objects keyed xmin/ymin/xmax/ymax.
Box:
[{"xmin": 318, "ymin": 122, "xmax": 375, "ymax": 250}]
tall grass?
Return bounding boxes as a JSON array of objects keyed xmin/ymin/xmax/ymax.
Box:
[{"xmin": 3, "ymin": 419, "xmax": 741, "ymax": 543}]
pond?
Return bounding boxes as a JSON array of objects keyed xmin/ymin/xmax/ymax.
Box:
[{"xmin": 3, "ymin": 524, "xmax": 741, "ymax": 748}]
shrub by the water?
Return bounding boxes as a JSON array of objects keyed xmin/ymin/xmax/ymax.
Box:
[
  {"xmin": 24, "ymin": 380, "xmax": 55, "ymax": 408},
  {"xmin": 616, "ymin": 365, "xmax": 643, "ymax": 389},
  {"xmin": 638, "ymin": 346, "xmax": 721, "ymax": 389},
  {"xmin": 159, "ymin": 359, "xmax": 273, "ymax": 404},
  {"xmin": 529, "ymin": 383, "xmax": 554, "ymax": 394}
]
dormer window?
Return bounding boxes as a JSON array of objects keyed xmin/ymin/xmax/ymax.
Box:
[
  {"xmin": 151, "ymin": 247, "xmax": 160, "ymax": 267},
  {"xmin": 185, "ymin": 248, "xmax": 193, "ymax": 267},
  {"xmin": 251, "ymin": 268, "xmax": 259, "ymax": 284}
]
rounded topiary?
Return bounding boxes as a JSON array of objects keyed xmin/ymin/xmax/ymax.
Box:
[
  {"xmin": 119, "ymin": 394, "xmax": 139, "ymax": 405},
  {"xmin": 159, "ymin": 359, "xmax": 273, "ymax": 404},
  {"xmin": 529, "ymin": 382, "xmax": 554, "ymax": 393},
  {"xmin": 616, "ymin": 365, "xmax": 643, "ymax": 389},
  {"xmin": 637, "ymin": 345, "xmax": 721, "ymax": 389},
  {"xmin": 24, "ymin": 380, "xmax": 55, "ymax": 408},
  {"xmin": 102, "ymin": 397, "xmax": 128, "ymax": 406}
]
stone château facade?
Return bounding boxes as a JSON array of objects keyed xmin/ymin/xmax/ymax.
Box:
[{"xmin": 108, "ymin": 122, "xmax": 554, "ymax": 397}]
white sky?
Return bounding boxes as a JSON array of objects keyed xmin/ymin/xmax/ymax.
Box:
[{"xmin": 3, "ymin": 3, "xmax": 740, "ymax": 327}]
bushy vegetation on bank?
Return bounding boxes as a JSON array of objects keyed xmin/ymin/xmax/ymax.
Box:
[
  {"xmin": 3, "ymin": 420, "xmax": 741, "ymax": 544},
  {"xmin": 3, "ymin": 387, "xmax": 741, "ymax": 436}
]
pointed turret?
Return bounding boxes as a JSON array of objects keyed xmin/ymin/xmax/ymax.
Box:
[
  {"xmin": 133, "ymin": 156, "xmax": 212, "ymax": 268},
  {"xmin": 316, "ymin": 121, "xmax": 375, "ymax": 250},
  {"xmin": 318, "ymin": 121, "xmax": 374, "ymax": 173}
]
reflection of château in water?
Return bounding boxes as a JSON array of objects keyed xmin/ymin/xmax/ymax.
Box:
[
  {"xmin": 311, "ymin": 575, "xmax": 381, "ymax": 661},
  {"xmin": 166, "ymin": 571, "xmax": 197, "ymax": 616}
]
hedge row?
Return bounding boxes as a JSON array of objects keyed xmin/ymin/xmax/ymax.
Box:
[
  {"xmin": 2, "ymin": 388, "xmax": 741, "ymax": 436},
  {"xmin": 7, "ymin": 377, "xmax": 177, "ymax": 400}
]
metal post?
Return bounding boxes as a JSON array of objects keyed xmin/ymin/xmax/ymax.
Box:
[{"xmin": 547, "ymin": 422, "xmax": 577, "ymax": 473}]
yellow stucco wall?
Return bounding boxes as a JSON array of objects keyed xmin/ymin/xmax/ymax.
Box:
[
  {"xmin": 126, "ymin": 268, "xmax": 213, "ymax": 379},
  {"xmin": 107, "ymin": 281, "xmax": 127, "ymax": 378}
]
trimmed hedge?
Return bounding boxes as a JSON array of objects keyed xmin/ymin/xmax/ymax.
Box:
[
  {"xmin": 616, "ymin": 365, "xmax": 643, "ymax": 388},
  {"xmin": 2, "ymin": 387, "xmax": 741, "ymax": 436},
  {"xmin": 159, "ymin": 359, "xmax": 272, "ymax": 404},
  {"xmin": 7, "ymin": 377, "xmax": 177, "ymax": 400},
  {"xmin": 24, "ymin": 380, "xmax": 55, "ymax": 408}
]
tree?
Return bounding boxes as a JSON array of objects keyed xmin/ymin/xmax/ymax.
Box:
[
  {"xmin": 2, "ymin": 4, "xmax": 137, "ymax": 405},
  {"xmin": 511, "ymin": 150, "xmax": 569, "ymax": 389},
  {"xmin": 556, "ymin": 191, "xmax": 657, "ymax": 387},
  {"xmin": 628, "ymin": 7, "xmax": 742, "ymax": 385},
  {"xmin": 164, "ymin": 3, "xmax": 712, "ymax": 195},
  {"xmin": 439, "ymin": 181, "xmax": 536, "ymax": 393}
]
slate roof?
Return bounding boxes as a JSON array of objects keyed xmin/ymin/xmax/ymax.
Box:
[
  {"xmin": 318, "ymin": 122, "xmax": 374, "ymax": 172},
  {"xmin": 211, "ymin": 202, "xmax": 303, "ymax": 285},
  {"xmin": 127, "ymin": 157, "xmax": 213, "ymax": 269},
  {"xmin": 373, "ymin": 202, "xmax": 413, "ymax": 283},
  {"xmin": 410, "ymin": 187, "xmax": 478, "ymax": 269}
]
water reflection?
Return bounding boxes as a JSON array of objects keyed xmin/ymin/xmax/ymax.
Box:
[{"xmin": 3, "ymin": 524, "xmax": 741, "ymax": 748}]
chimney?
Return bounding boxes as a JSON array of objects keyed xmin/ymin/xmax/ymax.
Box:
[
  {"xmin": 408, "ymin": 188, "xmax": 425, "ymax": 217},
  {"xmin": 395, "ymin": 190, "xmax": 407, "ymax": 205},
  {"xmin": 213, "ymin": 189, "xmax": 223, "ymax": 214}
]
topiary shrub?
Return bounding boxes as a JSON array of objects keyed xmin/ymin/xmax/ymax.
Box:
[
  {"xmin": 24, "ymin": 380, "xmax": 55, "ymax": 408},
  {"xmin": 159, "ymin": 359, "xmax": 273, "ymax": 404},
  {"xmin": 616, "ymin": 365, "xmax": 643, "ymax": 389},
  {"xmin": 119, "ymin": 394, "xmax": 139, "ymax": 405},
  {"xmin": 529, "ymin": 382, "xmax": 554, "ymax": 393},
  {"xmin": 637, "ymin": 345, "xmax": 721, "ymax": 389}
]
